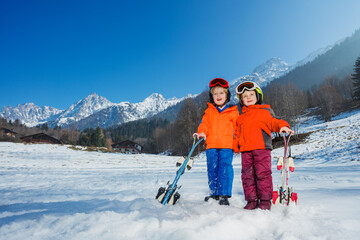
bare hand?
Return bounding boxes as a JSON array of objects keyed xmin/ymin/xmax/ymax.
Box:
[
  {"xmin": 280, "ymin": 127, "xmax": 294, "ymax": 135},
  {"xmin": 193, "ymin": 132, "xmax": 206, "ymax": 140}
]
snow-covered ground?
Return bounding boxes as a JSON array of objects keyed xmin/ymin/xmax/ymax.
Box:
[{"xmin": 1, "ymin": 110, "xmax": 360, "ymax": 240}]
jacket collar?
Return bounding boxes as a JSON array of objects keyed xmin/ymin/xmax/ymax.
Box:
[
  {"xmin": 242, "ymin": 104, "xmax": 271, "ymax": 113},
  {"xmin": 207, "ymin": 102, "xmax": 236, "ymax": 113}
]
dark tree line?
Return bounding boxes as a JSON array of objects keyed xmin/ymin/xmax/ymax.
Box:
[
  {"xmin": 263, "ymin": 82, "xmax": 307, "ymax": 128},
  {"xmin": 311, "ymin": 75, "xmax": 353, "ymax": 121},
  {"xmin": 107, "ymin": 118, "xmax": 170, "ymax": 144},
  {"xmin": 352, "ymin": 56, "xmax": 360, "ymax": 101},
  {"xmin": 152, "ymin": 97, "xmax": 206, "ymax": 155},
  {"xmin": 264, "ymin": 74, "xmax": 355, "ymax": 123},
  {"xmin": 78, "ymin": 126, "xmax": 106, "ymax": 147}
]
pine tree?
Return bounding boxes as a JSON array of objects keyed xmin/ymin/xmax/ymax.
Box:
[
  {"xmin": 92, "ymin": 126, "xmax": 106, "ymax": 147},
  {"xmin": 352, "ymin": 56, "xmax": 360, "ymax": 101},
  {"xmin": 171, "ymin": 98, "xmax": 200, "ymax": 155}
]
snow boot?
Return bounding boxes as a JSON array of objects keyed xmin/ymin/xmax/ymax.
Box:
[
  {"xmin": 219, "ymin": 195, "xmax": 230, "ymax": 206},
  {"xmin": 244, "ymin": 200, "xmax": 258, "ymax": 210},
  {"xmin": 204, "ymin": 195, "xmax": 219, "ymax": 202},
  {"xmin": 258, "ymin": 200, "xmax": 271, "ymax": 210}
]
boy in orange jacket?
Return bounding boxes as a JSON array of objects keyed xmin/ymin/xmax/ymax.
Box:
[
  {"xmin": 233, "ymin": 81, "xmax": 294, "ymax": 210},
  {"xmin": 193, "ymin": 78, "xmax": 239, "ymax": 205}
]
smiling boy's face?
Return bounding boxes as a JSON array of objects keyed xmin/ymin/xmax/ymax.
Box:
[
  {"xmin": 241, "ymin": 90, "xmax": 257, "ymax": 106},
  {"xmin": 211, "ymin": 86, "xmax": 227, "ymax": 106}
]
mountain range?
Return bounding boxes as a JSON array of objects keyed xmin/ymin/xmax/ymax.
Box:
[
  {"xmin": 1, "ymin": 29, "xmax": 359, "ymax": 130},
  {"xmin": 0, "ymin": 93, "xmax": 184, "ymax": 130},
  {"xmin": 1, "ymin": 56, "xmax": 293, "ymax": 130}
]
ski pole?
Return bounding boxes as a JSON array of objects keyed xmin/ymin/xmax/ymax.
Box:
[{"xmin": 283, "ymin": 134, "xmax": 291, "ymax": 204}]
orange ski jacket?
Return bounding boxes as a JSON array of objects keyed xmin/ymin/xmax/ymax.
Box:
[
  {"xmin": 233, "ymin": 104, "xmax": 290, "ymax": 153},
  {"xmin": 197, "ymin": 103, "xmax": 239, "ymax": 149}
]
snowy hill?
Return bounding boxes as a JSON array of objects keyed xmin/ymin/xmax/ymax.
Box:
[{"xmin": 0, "ymin": 108, "xmax": 359, "ymax": 239}]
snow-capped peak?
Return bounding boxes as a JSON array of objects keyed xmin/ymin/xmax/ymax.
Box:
[
  {"xmin": 230, "ymin": 57, "xmax": 290, "ymax": 91},
  {"xmin": 0, "ymin": 92, "xmax": 184, "ymax": 128},
  {"xmin": 130, "ymin": 93, "xmax": 181, "ymax": 119},
  {"xmin": 142, "ymin": 93, "xmax": 166, "ymax": 104},
  {"xmin": 252, "ymin": 57, "xmax": 289, "ymax": 79},
  {"xmin": 0, "ymin": 103, "xmax": 62, "ymax": 127},
  {"xmin": 55, "ymin": 93, "xmax": 114, "ymax": 125}
]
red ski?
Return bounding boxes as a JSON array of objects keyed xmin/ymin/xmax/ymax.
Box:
[{"xmin": 273, "ymin": 134, "xmax": 298, "ymax": 206}]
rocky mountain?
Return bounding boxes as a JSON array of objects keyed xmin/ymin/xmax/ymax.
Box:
[
  {"xmin": 0, "ymin": 103, "xmax": 62, "ymax": 127},
  {"xmin": 225, "ymin": 41, "xmax": 340, "ymax": 104},
  {"xmin": 271, "ymin": 28, "xmax": 360, "ymax": 90},
  {"xmin": 229, "ymin": 43, "xmax": 335, "ymax": 90},
  {"xmin": 230, "ymin": 57, "xmax": 290, "ymax": 90},
  {"xmin": 49, "ymin": 93, "xmax": 114, "ymax": 127},
  {"xmin": 0, "ymin": 93, "xmax": 182, "ymax": 129},
  {"xmin": 71, "ymin": 93, "xmax": 184, "ymax": 130}
]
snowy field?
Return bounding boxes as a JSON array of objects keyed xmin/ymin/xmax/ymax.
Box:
[{"xmin": 1, "ymin": 110, "xmax": 360, "ymax": 240}]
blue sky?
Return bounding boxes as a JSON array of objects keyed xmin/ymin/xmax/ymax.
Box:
[{"xmin": 1, "ymin": 0, "xmax": 360, "ymax": 109}]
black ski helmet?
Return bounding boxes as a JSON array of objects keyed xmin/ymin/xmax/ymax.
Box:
[{"xmin": 208, "ymin": 78, "xmax": 231, "ymax": 104}]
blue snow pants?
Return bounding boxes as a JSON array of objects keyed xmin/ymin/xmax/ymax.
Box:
[{"xmin": 206, "ymin": 148, "xmax": 234, "ymax": 197}]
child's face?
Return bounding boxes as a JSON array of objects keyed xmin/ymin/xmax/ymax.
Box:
[
  {"xmin": 212, "ymin": 87, "xmax": 227, "ymax": 106},
  {"xmin": 241, "ymin": 90, "xmax": 257, "ymax": 106}
]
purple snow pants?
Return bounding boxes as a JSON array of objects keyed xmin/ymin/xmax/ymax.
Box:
[{"xmin": 241, "ymin": 149, "xmax": 273, "ymax": 201}]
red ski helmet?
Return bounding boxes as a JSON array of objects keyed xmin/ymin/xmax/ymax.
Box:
[{"xmin": 209, "ymin": 78, "xmax": 231, "ymax": 104}]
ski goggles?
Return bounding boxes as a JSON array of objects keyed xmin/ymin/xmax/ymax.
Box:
[
  {"xmin": 209, "ymin": 78, "xmax": 229, "ymax": 88},
  {"xmin": 236, "ymin": 81, "xmax": 258, "ymax": 94}
]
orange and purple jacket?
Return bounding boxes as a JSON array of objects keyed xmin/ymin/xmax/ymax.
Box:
[
  {"xmin": 197, "ymin": 103, "xmax": 239, "ymax": 149},
  {"xmin": 233, "ymin": 104, "xmax": 290, "ymax": 153}
]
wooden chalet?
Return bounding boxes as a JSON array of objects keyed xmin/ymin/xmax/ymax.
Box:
[
  {"xmin": 112, "ymin": 140, "xmax": 143, "ymax": 154},
  {"xmin": 1, "ymin": 128, "xmax": 17, "ymax": 138},
  {"xmin": 20, "ymin": 133, "xmax": 62, "ymax": 144}
]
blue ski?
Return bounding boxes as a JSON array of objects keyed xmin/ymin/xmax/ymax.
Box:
[{"xmin": 156, "ymin": 138, "xmax": 204, "ymax": 205}]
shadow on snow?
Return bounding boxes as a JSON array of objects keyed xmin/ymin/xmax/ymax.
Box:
[{"xmin": 0, "ymin": 198, "xmax": 152, "ymax": 227}]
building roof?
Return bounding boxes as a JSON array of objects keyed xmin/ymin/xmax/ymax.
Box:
[
  {"xmin": 20, "ymin": 133, "xmax": 62, "ymax": 144},
  {"xmin": 1, "ymin": 127, "xmax": 17, "ymax": 134},
  {"xmin": 112, "ymin": 140, "xmax": 143, "ymax": 149}
]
